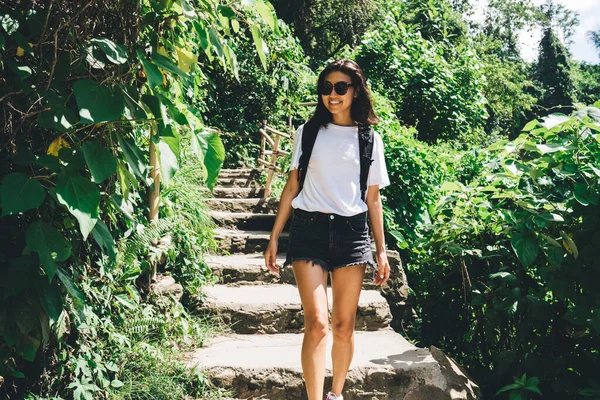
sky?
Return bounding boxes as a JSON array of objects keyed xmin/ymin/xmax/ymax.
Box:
[{"xmin": 472, "ymin": 0, "xmax": 600, "ymax": 64}]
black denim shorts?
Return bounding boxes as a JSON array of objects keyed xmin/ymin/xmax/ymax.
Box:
[{"xmin": 283, "ymin": 208, "xmax": 377, "ymax": 276}]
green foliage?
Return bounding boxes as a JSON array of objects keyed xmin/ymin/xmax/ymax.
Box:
[
  {"xmin": 573, "ymin": 62, "xmax": 600, "ymax": 106},
  {"xmin": 411, "ymin": 108, "xmax": 600, "ymax": 398},
  {"xmin": 477, "ymin": 46, "xmax": 537, "ymax": 138},
  {"xmin": 495, "ymin": 373, "xmax": 543, "ymax": 400},
  {"xmin": 0, "ymin": 0, "xmax": 277, "ymax": 398},
  {"xmin": 270, "ymin": 0, "xmax": 383, "ymax": 66},
  {"xmin": 534, "ymin": 27, "xmax": 577, "ymax": 114},
  {"xmin": 398, "ymin": 0, "xmax": 469, "ymax": 45},
  {"xmin": 200, "ymin": 19, "xmax": 314, "ymax": 167},
  {"xmin": 356, "ymin": 5, "xmax": 489, "ymax": 145},
  {"xmin": 482, "ymin": 0, "xmax": 539, "ymax": 60}
]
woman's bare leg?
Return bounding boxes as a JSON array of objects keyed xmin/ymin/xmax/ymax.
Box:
[
  {"xmin": 292, "ymin": 260, "xmax": 330, "ymax": 400},
  {"xmin": 330, "ymin": 264, "xmax": 366, "ymax": 396}
]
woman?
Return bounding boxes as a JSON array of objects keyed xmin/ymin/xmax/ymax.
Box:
[{"xmin": 264, "ymin": 59, "xmax": 391, "ymax": 400}]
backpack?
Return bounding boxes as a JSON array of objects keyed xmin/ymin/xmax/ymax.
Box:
[{"xmin": 297, "ymin": 120, "xmax": 374, "ymax": 202}]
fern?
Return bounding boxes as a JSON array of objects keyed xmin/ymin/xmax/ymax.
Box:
[
  {"xmin": 124, "ymin": 316, "xmax": 166, "ymax": 337},
  {"xmin": 117, "ymin": 218, "xmax": 177, "ymax": 267}
]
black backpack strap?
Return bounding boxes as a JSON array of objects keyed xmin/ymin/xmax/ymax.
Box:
[
  {"xmin": 297, "ymin": 120, "xmax": 320, "ymax": 193},
  {"xmin": 358, "ymin": 124, "xmax": 374, "ymax": 202}
]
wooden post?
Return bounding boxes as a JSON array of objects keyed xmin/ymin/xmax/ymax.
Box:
[
  {"xmin": 264, "ymin": 132, "xmax": 280, "ymax": 198},
  {"xmin": 260, "ymin": 120, "xmax": 266, "ymax": 170}
]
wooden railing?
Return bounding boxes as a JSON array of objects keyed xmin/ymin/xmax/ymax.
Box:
[
  {"xmin": 258, "ymin": 119, "xmax": 292, "ymax": 198},
  {"xmin": 257, "ymin": 103, "xmax": 317, "ymax": 198}
]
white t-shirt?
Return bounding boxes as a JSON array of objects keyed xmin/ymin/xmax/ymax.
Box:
[{"xmin": 289, "ymin": 123, "xmax": 390, "ymax": 216}]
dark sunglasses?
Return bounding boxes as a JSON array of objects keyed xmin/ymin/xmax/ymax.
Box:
[{"xmin": 318, "ymin": 81, "xmax": 354, "ymax": 96}]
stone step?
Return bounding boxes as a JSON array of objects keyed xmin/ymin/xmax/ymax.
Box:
[
  {"xmin": 214, "ymin": 228, "xmax": 289, "ymax": 254},
  {"xmin": 219, "ymin": 168, "xmax": 257, "ymax": 179},
  {"xmin": 211, "ymin": 211, "xmax": 283, "ymax": 231},
  {"xmin": 196, "ymin": 284, "xmax": 392, "ymax": 334},
  {"xmin": 185, "ymin": 330, "xmax": 481, "ymax": 400},
  {"xmin": 216, "ymin": 177, "xmax": 261, "ymax": 188},
  {"xmin": 206, "ymin": 198, "xmax": 279, "ymax": 214},
  {"xmin": 212, "ymin": 187, "xmax": 265, "ymax": 199},
  {"xmin": 207, "ymin": 253, "xmax": 292, "ymax": 285},
  {"xmin": 206, "ymin": 253, "xmax": 380, "ymax": 290}
]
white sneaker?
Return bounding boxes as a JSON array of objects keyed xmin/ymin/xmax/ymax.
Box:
[{"xmin": 325, "ymin": 392, "xmax": 343, "ymax": 400}]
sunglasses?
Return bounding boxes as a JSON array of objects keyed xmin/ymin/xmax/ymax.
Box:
[{"xmin": 318, "ymin": 81, "xmax": 354, "ymax": 96}]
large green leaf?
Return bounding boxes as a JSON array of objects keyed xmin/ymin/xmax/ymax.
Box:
[
  {"xmin": 117, "ymin": 134, "xmax": 147, "ymax": 181},
  {"xmin": 56, "ymin": 175, "xmax": 100, "ymax": 240},
  {"xmin": 122, "ymin": 84, "xmax": 148, "ymax": 120},
  {"xmin": 82, "ymin": 140, "xmax": 117, "ymax": 183},
  {"xmin": 192, "ymin": 130, "xmax": 225, "ymax": 190},
  {"xmin": 36, "ymin": 278, "xmax": 64, "ymax": 322},
  {"xmin": 38, "ymin": 104, "xmax": 77, "ymax": 132},
  {"xmin": 137, "ymin": 49, "xmax": 164, "ymax": 88},
  {"xmin": 250, "ymin": 25, "xmax": 268, "ymax": 70},
  {"xmin": 208, "ymin": 28, "xmax": 225, "ymax": 60},
  {"xmin": 193, "ymin": 21, "xmax": 210, "ymax": 53},
  {"xmin": 89, "ymin": 37, "xmax": 127, "ymax": 64},
  {"xmin": 156, "ymin": 137, "xmax": 178, "ymax": 187},
  {"xmin": 26, "ymin": 221, "xmax": 71, "ymax": 281},
  {"xmin": 574, "ymin": 183, "xmax": 598, "ymax": 206},
  {"xmin": 510, "ymin": 231, "xmax": 538, "ymax": 268},
  {"xmin": 151, "ymin": 52, "xmax": 189, "ymax": 79},
  {"xmin": 91, "ymin": 220, "xmax": 116, "ymax": 262},
  {"xmin": 73, "ymin": 79, "xmax": 125, "ymax": 124},
  {"xmin": 56, "ymin": 268, "xmax": 85, "ymax": 309},
  {"xmin": 110, "ymin": 194, "xmax": 134, "ymax": 221},
  {"xmin": 255, "ymin": 0, "xmax": 275, "ymax": 30},
  {"xmin": 1, "ymin": 173, "xmax": 45, "ymax": 216}
]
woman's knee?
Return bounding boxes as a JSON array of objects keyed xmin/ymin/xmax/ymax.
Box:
[
  {"xmin": 304, "ymin": 315, "xmax": 329, "ymax": 340},
  {"xmin": 332, "ymin": 319, "xmax": 355, "ymax": 341}
]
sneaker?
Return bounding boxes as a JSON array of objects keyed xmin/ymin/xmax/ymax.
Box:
[{"xmin": 325, "ymin": 392, "xmax": 343, "ymax": 400}]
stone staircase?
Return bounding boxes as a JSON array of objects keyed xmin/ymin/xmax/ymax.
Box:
[{"xmin": 186, "ymin": 168, "xmax": 480, "ymax": 400}]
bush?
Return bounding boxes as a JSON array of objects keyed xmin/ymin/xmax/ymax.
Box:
[
  {"xmin": 356, "ymin": 5, "xmax": 489, "ymax": 146},
  {"xmin": 411, "ymin": 106, "xmax": 600, "ymax": 398}
]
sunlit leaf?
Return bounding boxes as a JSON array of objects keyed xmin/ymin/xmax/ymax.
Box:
[
  {"xmin": 251, "ymin": 25, "xmax": 268, "ymax": 70},
  {"xmin": 137, "ymin": 49, "xmax": 164, "ymax": 88},
  {"xmin": 56, "ymin": 174, "xmax": 100, "ymax": 240},
  {"xmin": 560, "ymin": 230, "xmax": 579, "ymax": 259},
  {"xmin": 73, "ymin": 79, "xmax": 124, "ymax": 124},
  {"xmin": 90, "ymin": 37, "xmax": 127, "ymax": 64},
  {"xmin": 91, "ymin": 220, "xmax": 116, "ymax": 262},
  {"xmin": 192, "ymin": 130, "xmax": 225, "ymax": 190}
]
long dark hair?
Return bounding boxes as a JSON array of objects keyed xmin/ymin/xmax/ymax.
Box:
[{"xmin": 309, "ymin": 59, "xmax": 379, "ymax": 127}]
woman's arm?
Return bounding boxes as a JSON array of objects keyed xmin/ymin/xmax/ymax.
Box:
[
  {"xmin": 366, "ymin": 184, "xmax": 390, "ymax": 286},
  {"xmin": 264, "ymin": 169, "xmax": 300, "ymax": 274}
]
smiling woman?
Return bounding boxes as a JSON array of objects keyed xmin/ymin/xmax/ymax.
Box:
[{"xmin": 264, "ymin": 60, "xmax": 391, "ymax": 400}]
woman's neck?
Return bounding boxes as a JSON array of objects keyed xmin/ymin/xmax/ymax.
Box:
[{"xmin": 331, "ymin": 113, "xmax": 356, "ymax": 126}]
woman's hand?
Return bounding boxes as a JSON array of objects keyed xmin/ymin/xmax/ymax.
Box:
[
  {"xmin": 264, "ymin": 239, "xmax": 279, "ymax": 275},
  {"xmin": 374, "ymin": 250, "xmax": 390, "ymax": 286}
]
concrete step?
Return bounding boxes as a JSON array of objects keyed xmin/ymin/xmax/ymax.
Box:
[
  {"xmin": 214, "ymin": 228, "xmax": 289, "ymax": 254},
  {"xmin": 210, "ymin": 211, "xmax": 284, "ymax": 231},
  {"xmin": 207, "ymin": 253, "xmax": 292, "ymax": 285},
  {"xmin": 212, "ymin": 187, "xmax": 265, "ymax": 199},
  {"xmin": 196, "ymin": 284, "xmax": 392, "ymax": 334},
  {"xmin": 219, "ymin": 168, "xmax": 257, "ymax": 179},
  {"xmin": 206, "ymin": 198, "xmax": 279, "ymax": 214},
  {"xmin": 216, "ymin": 177, "xmax": 261, "ymax": 188},
  {"xmin": 206, "ymin": 253, "xmax": 381, "ymax": 290},
  {"xmin": 185, "ymin": 330, "xmax": 481, "ymax": 400}
]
